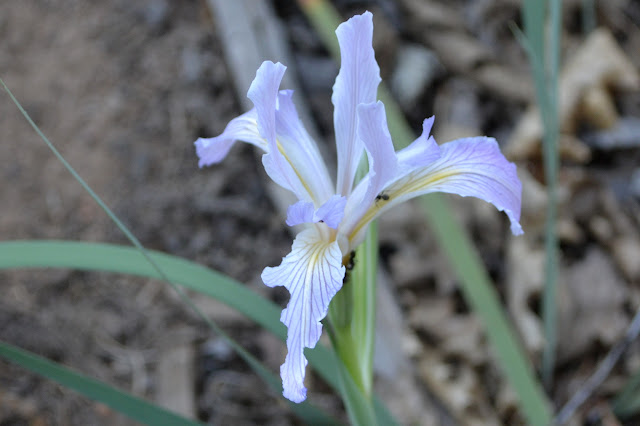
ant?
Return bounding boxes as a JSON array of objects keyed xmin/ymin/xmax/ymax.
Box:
[
  {"xmin": 343, "ymin": 250, "xmax": 356, "ymax": 284},
  {"xmin": 375, "ymin": 192, "xmax": 390, "ymax": 203}
]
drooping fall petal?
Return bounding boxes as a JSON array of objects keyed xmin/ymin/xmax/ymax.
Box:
[
  {"xmin": 261, "ymin": 228, "xmax": 346, "ymax": 402},
  {"xmin": 348, "ymin": 136, "xmax": 523, "ymax": 244}
]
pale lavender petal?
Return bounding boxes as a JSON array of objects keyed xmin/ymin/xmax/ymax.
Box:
[
  {"xmin": 261, "ymin": 228, "xmax": 346, "ymax": 403},
  {"xmin": 275, "ymin": 90, "xmax": 334, "ymax": 204},
  {"xmin": 286, "ymin": 200, "xmax": 315, "ymax": 227},
  {"xmin": 248, "ymin": 62, "xmax": 316, "ymax": 202},
  {"xmin": 351, "ymin": 136, "xmax": 523, "ymax": 242},
  {"xmin": 247, "ymin": 61, "xmax": 284, "ymax": 146},
  {"xmin": 340, "ymin": 101, "xmax": 398, "ymax": 239},
  {"xmin": 332, "ymin": 11, "xmax": 381, "ymax": 196},
  {"xmin": 285, "ymin": 195, "xmax": 347, "ymax": 229},
  {"xmin": 194, "ymin": 109, "xmax": 266, "ymax": 168},
  {"xmin": 396, "ymin": 116, "xmax": 440, "ymax": 171},
  {"xmin": 314, "ymin": 195, "xmax": 347, "ymax": 229}
]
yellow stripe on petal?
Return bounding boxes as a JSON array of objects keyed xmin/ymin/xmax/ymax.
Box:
[
  {"xmin": 261, "ymin": 228, "xmax": 346, "ymax": 403},
  {"xmin": 347, "ymin": 137, "xmax": 523, "ymax": 244}
]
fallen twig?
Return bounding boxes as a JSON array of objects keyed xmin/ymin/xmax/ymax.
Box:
[{"xmin": 554, "ymin": 307, "xmax": 640, "ymax": 424}]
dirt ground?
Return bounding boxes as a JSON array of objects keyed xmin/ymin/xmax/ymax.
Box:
[{"xmin": 1, "ymin": 0, "xmax": 640, "ymax": 425}]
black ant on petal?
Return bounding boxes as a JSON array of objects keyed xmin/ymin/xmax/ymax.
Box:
[{"xmin": 375, "ymin": 192, "xmax": 390, "ymax": 204}]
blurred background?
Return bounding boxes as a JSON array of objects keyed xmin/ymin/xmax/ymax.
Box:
[{"xmin": 1, "ymin": 0, "xmax": 639, "ymax": 424}]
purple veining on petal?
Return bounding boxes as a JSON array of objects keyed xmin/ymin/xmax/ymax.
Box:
[
  {"xmin": 261, "ymin": 228, "xmax": 345, "ymax": 403},
  {"xmin": 384, "ymin": 136, "xmax": 523, "ymax": 235}
]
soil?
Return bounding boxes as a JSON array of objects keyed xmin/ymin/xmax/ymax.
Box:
[{"xmin": 1, "ymin": 0, "xmax": 640, "ymax": 425}]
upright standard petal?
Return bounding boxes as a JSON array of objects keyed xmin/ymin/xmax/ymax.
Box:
[
  {"xmin": 261, "ymin": 228, "xmax": 346, "ymax": 402},
  {"xmin": 194, "ymin": 109, "xmax": 266, "ymax": 168},
  {"xmin": 340, "ymin": 101, "xmax": 398, "ymax": 240},
  {"xmin": 275, "ymin": 90, "xmax": 334, "ymax": 205},
  {"xmin": 248, "ymin": 62, "xmax": 333, "ymax": 204},
  {"xmin": 349, "ymin": 136, "xmax": 523, "ymax": 243},
  {"xmin": 332, "ymin": 11, "xmax": 381, "ymax": 196},
  {"xmin": 248, "ymin": 62, "xmax": 306, "ymax": 196}
]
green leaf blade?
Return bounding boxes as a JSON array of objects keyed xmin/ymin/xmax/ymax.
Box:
[{"xmin": 0, "ymin": 341, "xmax": 203, "ymax": 426}]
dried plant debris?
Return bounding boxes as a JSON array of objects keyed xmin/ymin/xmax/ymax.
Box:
[
  {"xmin": 507, "ymin": 29, "xmax": 640, "ymax": 162},
  {"xmin": 557, "ymin": 249, "xmax": 629, "ymax": 363},
  {"xmin": 3, "ymin": 0, "xmax": 640, "ymax": 424}
]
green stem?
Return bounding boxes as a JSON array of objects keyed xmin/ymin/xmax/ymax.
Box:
[{"xmin": 352, "ymin": 222, "xmax": 378, "ymax": 397}]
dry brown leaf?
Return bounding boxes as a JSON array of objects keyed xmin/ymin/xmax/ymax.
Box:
[
  {"xmin": 556, "ymin": 248, "xmax": 628, "ymax": 363},
  {"xmin": 418, "ymin": 352, "xmax": 501, "ymax": 426},
  {"xmin": 507, "ymin": 29, "xmax": 640, "ymax": 161},
  {"xmin": 398, "ymin": 0, "xmax": 464, "ymax": 30},
  {"xmin": 409, "ymin": 297, "xmax": 488, "ymax": 367},
  {"xmin": 426, "ymin": 31, "xmax": 492, "ymax": 72},
  {"xmin": 475, "ymin": 64, "xmax": 534, "ymax": 103},
  {"xmin": 156, "ymin": 343, "xmax": 196, "ymax": 417},
  {"xmin": 593, "ymin": 189, "xmax": 640, "ymax": 281},
  {"xmin": 612, "ymin": 237, "xmax": 640, "ymax": 282},
  {"xmin": 580, "ymin": 85, "xmax": 619, "ymax": 129}
]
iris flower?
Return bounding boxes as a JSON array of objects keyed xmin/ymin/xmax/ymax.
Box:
[{"xmin": 195, "ymin": 12, "xmax": 522, "ymax": 403}]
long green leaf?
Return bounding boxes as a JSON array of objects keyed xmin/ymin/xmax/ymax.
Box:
[
  {"xmin": 0, "ymin": 77, "xmax": 337, "ymax": 424},
  {"xmin": 0, "ymin": 240, "xmax": 398, "ymax": 423},
  {"xmin": 420, "ymin": 195, "xmax": 551, "ymax": 425},
  {"xmin": 0, "ymin": 243, "xmax": 340, "ymax": 425},
  {"xmin": 298, "ymin": 1, "xmax": 552, "ymax": 425},
  {"xmin": 0, "ymin": 341, "xmax": 202, "ymax": 426},
  {"xmin": 1, "ymin": 60, "xmax": 392, "ymax": 423},
  {"xmin": 333, "ymin": 356, "xmax": 378, "ymax": 426},
  {"xmin": 0, "ymin": 241, "xmax": 319, "ymax": 376},
  {"xmin": 521, "ymin": 0, "xmax": 562, "ymax": 388},
  {"xmin": 613, "ymin": 368, "xmax": 640, "ymax": 418}
]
